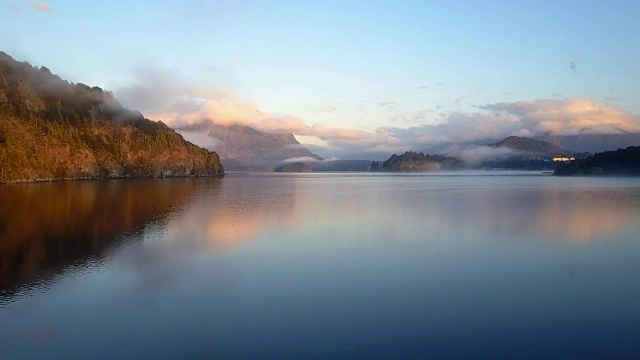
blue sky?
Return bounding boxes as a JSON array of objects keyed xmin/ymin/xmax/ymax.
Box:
[{"xmin": 2, "ymin": 0, "xmax": 640, "ymax": 157}]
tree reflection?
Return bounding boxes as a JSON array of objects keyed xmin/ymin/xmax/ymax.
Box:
[{"xmin": 0, "ymin": 179, "xmax": 213, "ymax": 294}]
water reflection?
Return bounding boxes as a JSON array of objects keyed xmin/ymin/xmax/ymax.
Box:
[
  {"xmin": 3, "ymin": 175, "xmax": 638, "ymax": 295},
  {"xmin": 0, "ymin": 179, "xmax": 212, "ymax": 295},
  {"xmin": 178, "ymin": 175, "xmax": 640, "ymax": 253},
  {"xmin": 2, "ymin": 174, "xmax": 640, "ymax": 359},
  {"xmin": 410, "ymin": 186, "xmax": 640, "ymax": 243}
]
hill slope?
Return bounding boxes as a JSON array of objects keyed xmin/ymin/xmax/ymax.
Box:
[
  {"xmin": 176, "ymin": 121, "xmax": 323, "ymax": 170},
  {"xmin": 491, "ymin": 136, "xmax": 575, "ymax": 156},
  {"xmin": 0, "ymin": 52, "xmax": 223, "ymax": 183},
  {"xmin": 555, "ymin": 146, "xmax": 640, "ymax": 175}
]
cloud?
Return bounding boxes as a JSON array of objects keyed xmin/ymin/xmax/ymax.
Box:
[
  {"xmin": 7, "ymin": 4, "xmax": 27, "ymax": 12},
  {"xmin": 368, "ymin": 98, "xmax": 640, "ymax": 156},
  {"xmin": 378, "ymin": 101, "xmax": 396, "ymax": 109},
  {"xmin": 281, "ymin": 156, "xmax": 323, "ymax": 164},
  {"xmin": 411, "ymin": 85, "xmax": 430, "ymax": 92},
  {"xmin": 307, "ymin": 105, "xmax": 336, "ymax": 114},
  {"xmin": 117, "ymin": 68, "xmax": 390, "ymax": 156},
  {"xmin": 117, "ymin": 69, "xmax": 640, "ymax": 158},
  {"xmin": 411, "ymin": 82, "xmax": 443, "ymax": 92},
  {"xmin": 485, "ymin": 98, "xmax": 640, "ymax": 135},
  {"xmin": 31, "ymin": 1, "xmax": 51, "ymax": 13},
  {"xmin": 513, "ymin": 129, "xmax": 534, "ymax": 138},
  {"xmin": 443, "ymin": 145, "xmax": 521, "ymax": 166},
  {"xmin": 390, "ymin": 109, "xmax": 434, "ymax": 126},
  {"xmin": 379, "ymin": 111, "xmax": 520, "ymax": 151},
  {"xmin": 117, "ymin": 68, "xmax": 265, "ymax": 127}
]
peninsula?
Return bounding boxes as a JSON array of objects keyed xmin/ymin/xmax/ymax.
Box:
[{"xmin": 0, "ymin": 52, "xmax": 224, "ymax": 183}]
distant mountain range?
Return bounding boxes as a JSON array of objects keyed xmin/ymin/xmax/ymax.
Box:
[
  {"xmin": 467, "ymin": 136, "xmax": 581, "ymax": 170},
  {"xmin": 421, "ymin": 133, "xmax": 640, "ymax": 158},
  {"xmin": 489, "ymin": 136, "xmax": 593, "ymax": 158},
  {"xmin": 176, "ymin": 121, "xmax": 323, "ymax": 170},
  {"xmin": 373, "ymin": 136, "xmax": 589, "ymax": 172}
]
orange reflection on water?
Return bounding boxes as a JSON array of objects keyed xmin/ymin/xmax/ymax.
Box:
[
  {"xmin": 529, "ymin": 189, "xmax": 640, "ymax": 242},
  {"xmin": 418, "ymin": 187, "xmax": 640, "ymax": 243},
  {"xmin": 0, "ymin": 179, "xmax": 209, "ymax": 290}
]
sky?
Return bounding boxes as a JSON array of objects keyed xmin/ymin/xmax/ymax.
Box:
[{"xmin": 2, "ymin": 0, "xmax": 640, "ymax": 158}]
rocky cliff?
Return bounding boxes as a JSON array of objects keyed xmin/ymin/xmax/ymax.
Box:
[{"xmin": 0, "ymin": 52, "xmax": 223, "ymax": 183}]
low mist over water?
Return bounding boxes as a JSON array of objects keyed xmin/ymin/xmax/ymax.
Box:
[{"xmin": 2, "ymin": 173, "xmax": 640, "ymax": 359}]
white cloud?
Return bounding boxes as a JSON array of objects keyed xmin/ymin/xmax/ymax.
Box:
[
  {"xmin": 117, "ymin": 70, "xmax": 640, "ymax": 158},
  {"xmin": 281, "ymin": 156, "xmax": 323, "ymax": 164},
  {"xmin": 7, "ymin": 4, "xmax": 27, "ymax": 12},
  {"xmin": 442, "ymin": 145, "xmax": 521, "ymax": 166},
  {"xmin": 378, "ymin": 101, "xmax": 396, "ymax": 109},
  {"xmin": 411, "ymin": 85, "xmax": 429, "ymax": 92},
  {"xmin": 116, "ymin": 68, "xmax": 388, "ymax": 156},
  {"xmin": 485, "ymin": 98, "xmax": 640, "ymax": 135}
]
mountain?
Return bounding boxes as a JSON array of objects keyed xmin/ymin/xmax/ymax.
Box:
[
  {"xmin": 372, "ymin": 151, "xmax": 463, "ymax": 172},
  {"xmin": 176, "ymin": 121, "xmax": 323, "ymax": 170},
  {"xmin": 536, "ymin": 133, "xmax": 640, "ymax": 153},
  {"xmin": 490, "ymin": 136, "xmax": 576, "ymax": 157},
  {"xmin": 555, "ymin": 145, "xmax": 640, "ymax": 175},
  {"xmin": 0, "ymin": 52, "xmax": 224, "ymax": 183},
  {"xmin": 468, "ymin": 136, "xmax": 587, "ymax": 170}
]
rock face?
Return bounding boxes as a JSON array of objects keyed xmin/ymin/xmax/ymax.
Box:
[
  {"xmin": 175, "ymin": 121, "xmax": 323, "ymax": 170},
  {"xmin": 375, "ymin": 151, "xmax": 462, "ymax": 172},
  {"xmin": 555, "ymin": 145, "xmax": 640, "ymax": 175},
  {"xmin": 274, "ymin": 162, "xmax": 312, "ymax": 173},
  {"xmin": 0, "ymin": 52, "xmax": 224, "ymax": 183}
]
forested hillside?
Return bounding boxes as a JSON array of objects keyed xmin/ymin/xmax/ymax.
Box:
[
  {"xmin": 371, "ymin": 151, "xmax": 463, "ymax": 172},
  {"xmin": 0, "ymin": 52, "xmax": 223, "ymax": 183},
  {"xmin": 555, "ymin": 146, "xmax": 640, "ymax": 175}
]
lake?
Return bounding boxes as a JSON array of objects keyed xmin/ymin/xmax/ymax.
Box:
[{"xmin": 2, "ymin": 172, "xmax": 640, "ymax": 359}]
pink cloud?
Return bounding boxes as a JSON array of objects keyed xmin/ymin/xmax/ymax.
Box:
[
  {"xmin": 117, "ymin": 69, "xmax": 640, "ymax": 158},
  {"xmin": 32, "ymin": 1, "xmax": 51, "ymax": 13}
]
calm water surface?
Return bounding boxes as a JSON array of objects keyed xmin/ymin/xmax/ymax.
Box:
[{"xmin": 2, "ymin": 172, "xmax": 640, "ymax": 359}]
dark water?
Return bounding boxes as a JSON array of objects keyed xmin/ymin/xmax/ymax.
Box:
[{"xmin": 2, "ymin": 172, "xmax": 640, "ymax": 359}]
